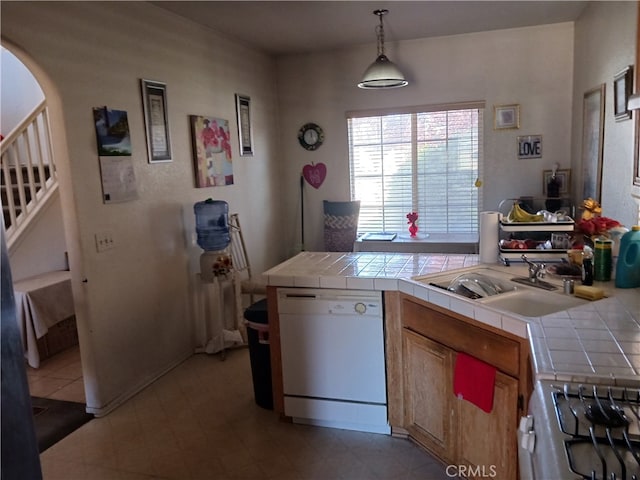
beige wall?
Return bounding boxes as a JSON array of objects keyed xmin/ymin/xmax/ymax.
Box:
[
  {"xmin": 8, "ymin": 191, "xmax": 68, "ymax": 281},
  {"xmin": 1, "ymin": 1, "xmax": 282, "ymax": 414},
  {"xmin": 572, "ymin": 1, "xmax": 639, "ymax": 229},
  {"xmin": 276, "ymin": 23, "xmax": 576, "ymax": 252}
]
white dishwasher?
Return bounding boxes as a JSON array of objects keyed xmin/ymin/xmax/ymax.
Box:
[{"xmin": 277, "ymin": 288, "xmax": 390, "ymax": 435}]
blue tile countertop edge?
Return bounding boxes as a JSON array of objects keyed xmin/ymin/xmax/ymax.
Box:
[{"xmin": 263, "ymin": 251, "xmax": 640, "ymax": 387}]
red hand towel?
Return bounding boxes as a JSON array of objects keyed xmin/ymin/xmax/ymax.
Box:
[{"xmin": 453, "ymin": 352, "xmax": 497, "ymax": 413}]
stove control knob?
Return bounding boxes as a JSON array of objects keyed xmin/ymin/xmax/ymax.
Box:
[{"xmin": 354, "ymin": 302, "xmax": 367, "ymax": 314}]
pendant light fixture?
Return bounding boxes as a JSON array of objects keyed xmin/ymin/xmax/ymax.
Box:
[{"xmin": 358, "ymin": 9, "xmax": 408, "ymax": 89}]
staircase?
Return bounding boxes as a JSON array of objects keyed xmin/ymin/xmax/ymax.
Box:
[{"xmin": 1, "ymin": 100, "xmax": 58, "ymax": 250}]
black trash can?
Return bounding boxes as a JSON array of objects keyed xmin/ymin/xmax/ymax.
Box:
[{"xmin": 244, "ymin": 298, "xmax": 273, "ymax": 410}]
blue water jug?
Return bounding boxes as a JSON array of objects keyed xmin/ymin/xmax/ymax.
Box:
[
  {"xmin": 194, "ymin": 199, "xmax": 230, "ymax": 251},
  {"xmin": 615, "ymin": 226, "xmax": 640, "ymax": 288}
]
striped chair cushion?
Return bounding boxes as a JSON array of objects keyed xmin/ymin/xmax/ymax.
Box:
[{"xmin": 323, "ymin": 200, "xmax": 360, "ymax": 252}]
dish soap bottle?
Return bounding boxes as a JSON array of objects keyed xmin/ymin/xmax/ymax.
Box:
[
  {"xmin": 608, "ymin": 226, "xmax": 629, "ymax": 280},
  {"xmin": 615, "ymin": 226, "xmax": 640, "ymax": 288},
  {"xmin": 581, "ymin": 246, "xmax": 594, "ymax": 286}
]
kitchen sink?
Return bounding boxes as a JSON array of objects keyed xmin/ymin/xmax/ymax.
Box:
[
  {"xmin": 477, "ymin": 289, "xmax": 588, "ymax": 317},
  {"xmin": 415, "ymin": 267, "xmax": 516, "ymax": 294},
  {"xmin": 413, "ymin": 266, "xmax": 591, "ymax": 317}
]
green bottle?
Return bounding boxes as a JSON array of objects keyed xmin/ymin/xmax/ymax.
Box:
[{"xmin": 594, "ymin": 238, "xmax": 612, "ymax": 282}]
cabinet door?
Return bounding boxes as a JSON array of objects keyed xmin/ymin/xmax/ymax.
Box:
[
  {"xmin": 455, "ymin": 370, "xmax": 519, "ymax": 480},
  {"xmin": 403, "ymin": 329, "xmax": 455, "ymax": 461}
]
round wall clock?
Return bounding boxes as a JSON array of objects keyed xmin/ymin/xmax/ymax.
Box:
[{"xmin": 298, "ymin": 123, "xmax": 324, "ymax": 151}]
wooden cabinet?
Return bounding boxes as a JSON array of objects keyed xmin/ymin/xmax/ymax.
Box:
[
  {"xmin": 391, "ymin": 294, "xmax": 529, "ymax": 480},
  {"xmin": 403, "ymin": 330, "xmax": 455, "ymax": 462},
  {"xmin": 456, "ymin": 370, "xmax": 518, "ymax": 480}
]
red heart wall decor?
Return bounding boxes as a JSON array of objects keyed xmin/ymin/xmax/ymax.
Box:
[{"xmin": 302, "ymin": 162, "xmax": 327, "ymax": 189}]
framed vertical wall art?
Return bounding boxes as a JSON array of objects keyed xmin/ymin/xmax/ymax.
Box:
[
  {"xmin": 581, "ymin": 84, "xmax": 605, "ymax": 203},
  {"xmin": 140, "ymin": 79, "xmax": 172, "ymax": 163},
  {"xmin": 235, "ymin": 94, "xmax": 253, "ymax": 156},
  {"xmin": 613, "ymin": 66, "xmax": 633, "ymax": 121}
]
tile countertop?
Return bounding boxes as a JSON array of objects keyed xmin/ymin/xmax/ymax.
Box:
[{"xmin": 263, "ymin": 251, "xmax": 640, "ymax": 387}]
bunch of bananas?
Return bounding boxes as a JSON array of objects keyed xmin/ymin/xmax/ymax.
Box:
[{"xmin": 506, "ymin": 202, "xmax": 544, "ymax": 223}]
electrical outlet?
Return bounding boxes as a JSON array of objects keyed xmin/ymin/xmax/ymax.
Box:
[{"xmin": 95, "ymin": 231, "xmax": 115, "ymax": 252}]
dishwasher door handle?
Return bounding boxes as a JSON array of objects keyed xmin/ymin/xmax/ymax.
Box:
[{"xmin": 283, "ymin": 293, "xmax": 318, "ymax": 299}]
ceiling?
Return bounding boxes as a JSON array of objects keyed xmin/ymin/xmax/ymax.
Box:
[{"xmin": 151, "ymin": 1, "xmax": 589, "ymax": 56}]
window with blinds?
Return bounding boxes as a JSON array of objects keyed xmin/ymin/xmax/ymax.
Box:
[{"xmin": 348, "ymin": 103, "xmax": 483, "ymax": 235}]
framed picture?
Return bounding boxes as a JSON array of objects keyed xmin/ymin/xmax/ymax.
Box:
[
  {"xmin": 92, "ymin": 107, "xmax": 132, "ymax": 156},
  {"xmin": 140, "ymin": 79, "xmax": 172, "ymax": 163},
  {"xmin": 189, "ymin": 115, "xmax": 234, "ymax": 188},
  {"xmin": 235, "ymin": 94, "xmax": 253, "ymax": 156},
  {"xmin": 542, "ymin": 168, "xmax": 571, "ymax": 196},
  {"xmin": 614, "ymin": 66, "xmax": 633, "ymax": 121},
  {"xmin": 494, "ymin": 104, "xmax": 520, "ymax": 130},
  {"xmin": 517, "ymin": 135, "xmax": 542, "ymax": 159},
  {"xmin": 581, "ymin": 84, "xmax": 605, "ymax": 203}
]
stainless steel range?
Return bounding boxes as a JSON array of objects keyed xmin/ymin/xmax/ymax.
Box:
[{"xmin": 520, "ymin": 380, "xmax": 640, "ymax": 480}]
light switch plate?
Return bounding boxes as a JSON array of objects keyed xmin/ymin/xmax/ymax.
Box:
[{"xmin": 95, "ymin": 231, "xmax": 115, "ymax": 252}]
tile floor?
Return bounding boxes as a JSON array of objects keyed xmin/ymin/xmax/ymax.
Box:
[
  {"xmin": 33, "ymin": 346, "xmax": 455, "ymax": 480},
  {"xmin": 27, "ymin": 346, "xmax": 85, "ymax": 403}
]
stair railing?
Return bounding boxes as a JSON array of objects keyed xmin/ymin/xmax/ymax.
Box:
[{"xmin": 1, "ymin": 99, "xmax": 58, "ymax": 247}]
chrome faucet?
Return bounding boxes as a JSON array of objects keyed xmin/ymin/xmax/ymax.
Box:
[
  {"xmin": 521, "ymin": 254, "xmax": 545, "ymax": 282},
  {"xmin": 510, "ymin": 255, "xmax": 557, "ymax": 291}
]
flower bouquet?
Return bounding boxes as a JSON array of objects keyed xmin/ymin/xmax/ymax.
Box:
[{"xmin": 573, "ymin": 198, "xmax": 621, "ymax": 248}]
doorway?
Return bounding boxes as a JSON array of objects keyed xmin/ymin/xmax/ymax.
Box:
[{"xmin": 1, "ymin": 43, "xmax": 86, "ymax": 406}]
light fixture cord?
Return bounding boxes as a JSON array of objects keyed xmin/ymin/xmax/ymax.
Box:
[{"xmin": 375, "ymin": 10, "xmax": 387, "ymax": 56}]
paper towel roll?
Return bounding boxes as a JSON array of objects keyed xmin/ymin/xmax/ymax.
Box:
[{"xmin": 479, "ymin": 211, "xmax": 500, "ymax": 263}]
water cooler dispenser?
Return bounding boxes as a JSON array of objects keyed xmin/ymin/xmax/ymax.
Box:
[
  {"xmin": 193, "ymin": 199, "xmax": 243, "ymax": 354},
  {"xmin": 194, "ymin": 199, "xmax": 231, "ymax": 282}
]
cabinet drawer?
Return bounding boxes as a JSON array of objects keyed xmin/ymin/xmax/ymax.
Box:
[{"xmin": 402, "ymin": 299, "xmax": 520, "ymax": 378}]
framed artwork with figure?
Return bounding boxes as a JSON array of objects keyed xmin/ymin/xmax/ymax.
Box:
[{"xmin": 189, "ymin": 115, "xmax": 234, "ymax": 188}]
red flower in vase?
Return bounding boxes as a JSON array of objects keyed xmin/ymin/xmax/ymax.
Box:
[{"xmin": 406, "ymin": 212, "xmax": 419, "ymax": 237}]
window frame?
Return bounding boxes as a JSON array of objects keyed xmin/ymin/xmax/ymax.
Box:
[{"xmin": 347, "ymin": 101, "xmax": 485, "ymax": 236}]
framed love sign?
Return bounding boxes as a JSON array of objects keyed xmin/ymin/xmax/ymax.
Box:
[{"xmin": 517, "ymin": 135, "xmax": 542, "ymax": 159}]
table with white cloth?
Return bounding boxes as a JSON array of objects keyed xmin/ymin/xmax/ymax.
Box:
[{"xmin": 13, "ymin": 270, "xmax": 74, "ymax": 368}]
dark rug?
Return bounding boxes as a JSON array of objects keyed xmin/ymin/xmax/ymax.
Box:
[{"xmin": 31, "ymin": 397, "xmax": 93, "ymax": 452}]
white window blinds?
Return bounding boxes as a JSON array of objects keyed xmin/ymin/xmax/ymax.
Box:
[{"xmin": 348, "ymin": 103, "xmax": 483, "ymax": 235}]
